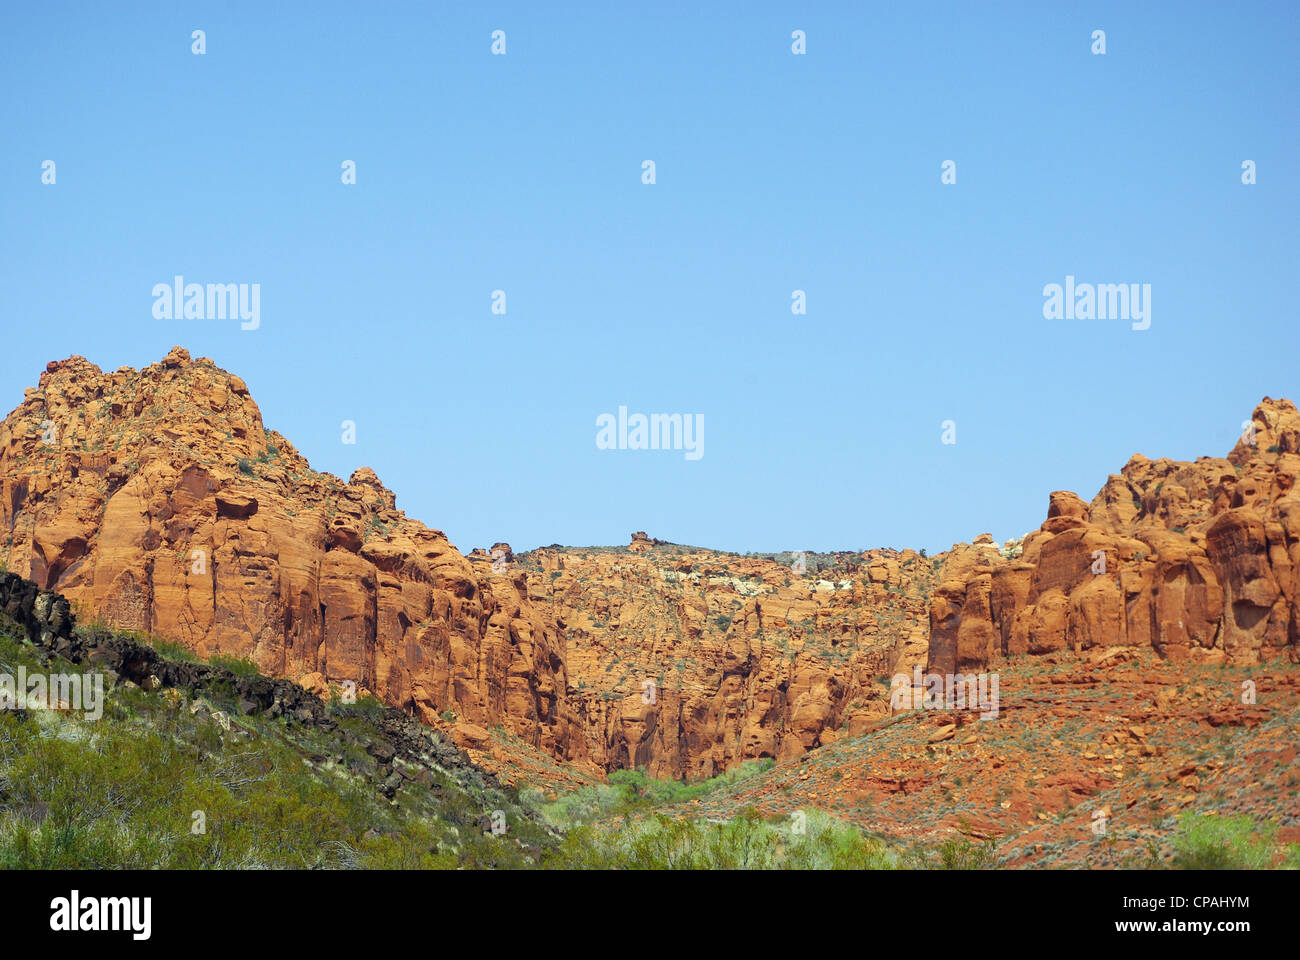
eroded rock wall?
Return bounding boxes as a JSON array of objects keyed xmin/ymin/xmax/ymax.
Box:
[{"xmin": 928, "ymin": 398, "xmax": 1300, "ymax": 672}]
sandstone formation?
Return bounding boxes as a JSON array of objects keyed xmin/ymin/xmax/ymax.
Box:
[
  {"xmin": 0, "ymin": 349, "xmax": 577, "ymax": 765},
  {"xmin": 517, "ymin": 542, "xmax": 934, "ymax": 778},
  {"xmin": 5, "ymin": 349, "xmax": 1295, "ymax": 781},
  {"xmin": 0, "ymin": 349, "xmax": 932, "ymax": 779},
  {"xmin": 929, "ymin": 398, "xmax": 1300, "ymax": 673}
]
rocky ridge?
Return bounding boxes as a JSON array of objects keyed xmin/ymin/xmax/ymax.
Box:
[
  {"xmin": 516, "ymin": 543, "xmax": 935, "ymax": 778},
  {"xmin": 0, "ymin": 349, "xmax": 577, "ymax": 764},
  {"xmin": 3, "ymin": 348, "xmax": 1296, "ymax": 784},
  {"xmin": 0, "ymin": 348, "xmax": 934, "ymax": 779},
  {"xmin": 928, "ymin": 398, "xmax": 1300, "ymax": 674}
]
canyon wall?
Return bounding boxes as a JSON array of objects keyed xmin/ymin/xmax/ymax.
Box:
[
  {"xmin": 6, "ymin": 348, "xmax": 1294, "ymax": 779},
  {"xmin": 0, "ymin": 349, "xmax": 578, "ymax": 764},
  {"xmin": 0, "ymin": 348, "xmax": 931, "ymax": 778},
  {"xmin": 517, "ymin": 542, "xmax": 933, "ymax": 778},
  {"xmin": 929, "ymin": 398, "xmax": 1300, "ymax": 674}
]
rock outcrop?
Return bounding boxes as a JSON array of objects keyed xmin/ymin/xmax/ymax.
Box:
[
  {"xmin": 0, "ymin": 349, "xmax": 934, "ymax": 778},
  {"xmin": 517, "ymin": 539, "xmax": 935, "ymax": 778},
  {"xmin": 929, "ymin": 398, "xmax": 1300, "ymax": 672},
  {"xmin": 5, "ymin": 349, "xmax": 1295, "ymax": 779},
  {"xmin": 0, "ymin": 348, "xmax": 579, "ymax": 766}
]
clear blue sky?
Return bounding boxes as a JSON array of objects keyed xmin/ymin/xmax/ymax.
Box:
[{"xmin": 2, "ymin": 1, "xmax": 1297, "ymax": 556}]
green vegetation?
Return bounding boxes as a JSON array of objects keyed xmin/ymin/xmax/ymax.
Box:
[
  {"xmin": 538, "ymin": 760, "xmax": 775, "ymax": 829},
  {"xmin": 11, "ymin": 592, "xmax": 1297, "ymax": 871},
  {"xmin": 207, "ymin": 653, "xmax": 261, "ymax": 678},
  {"xmin": 1170, "ymin": 813, "xmax": 1300, "ymax": 870},
  {"xmin": 326, "ymin": 693, "xmax": 388, "ymax": 720},
  {"xmin": 902, "ymin": 833, "xmax": 999, "ymax": 869},
  {"xmin": 546, "ymin": 806, "xmax": 896, "ymax": 869},
  {"xmin": 531, "ymin": 762, "xmax": 1007, "ymax": 869},
  {"xmin": 149, "ymin": 636, "xmax": 202, "ymax": 663},
  {"xmin": 0, "ymin": 616, "xmax": 551, "ymax": 869}
]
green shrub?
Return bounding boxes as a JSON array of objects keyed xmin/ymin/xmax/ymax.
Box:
[
  {"xmin": 327, "ymin": 693, "xmax": 388, "ymax": 719},
  {"xmin": 152, "ymin": 637, "xmax": 202, "ymax": 663},
  {"xmin": 545, "ymin": 807, "xmax": 896, "ymax": 870},
  {"xmin": 1170, "ymin": 813, "xmax": 1297, "ymax": 869},
  {"xmin": 208, "ymin": 653, "xmax": 261, "ymax": 677},
  {"xmin": 905, "ymin": 834, "xmax": 999, "ymax": 869},
  {"xmin": 0, "ymin": 619, "xmax": 546, "ymax": 869},
  {"xmin": 538, "ymin": 759, "xmax": 776, "ymax": 830}
]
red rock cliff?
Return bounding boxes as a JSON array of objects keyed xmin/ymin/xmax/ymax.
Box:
[
  {"xmin": 0, "ymin": 348, "xmax": 580, "ymax": 765},
  {"xmin": 929, "ymin": 398, "xmax": 1300, "ymax": 673}
]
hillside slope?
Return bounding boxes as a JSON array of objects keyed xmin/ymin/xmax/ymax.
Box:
[{"xmin": 0, "ymin": 571, "xmax": 555, "ymax": 867}]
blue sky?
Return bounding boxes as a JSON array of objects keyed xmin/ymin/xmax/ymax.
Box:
[{"xmin": 2, "ymin": 1, "xmax": 1296, "ymax": 556}]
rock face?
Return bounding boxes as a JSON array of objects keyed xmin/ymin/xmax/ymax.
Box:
[
  {"xmin": 5, "ymin": 349, "xmax": 1295, "ymax": 779},
  {"xmin": 517, "ymin": 542, "xmax": 935, "ymax": 778},
  {"xmin": 0, "ymin": 348, "xmax": 934, "ymax": 779},
  {"xmin": 0, "ymin": 348, "xmax": 577, "ymax": 766},
  {"xmin": 928, "ymin": 398, "xmax": 1300, "ymax": 673}
]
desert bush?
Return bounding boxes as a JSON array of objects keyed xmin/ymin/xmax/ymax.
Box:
[
  {"xmin": 0, "ymin": 623, "xmax": 543, "ymax": 870},
  {"xmin": 545, "ymin": 806, "xmax": 895, "ymax": 870},
  {"xmin": 1170, "ymin": 813, "xmax": 1298, "ymax": 869},
  {"xmin": 904, "ymin": 833, "xmax": 999, "ymax": 869},
  {"xmin": 207, "ymin": 653, "xmax": 261, "ymax": 677}
]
